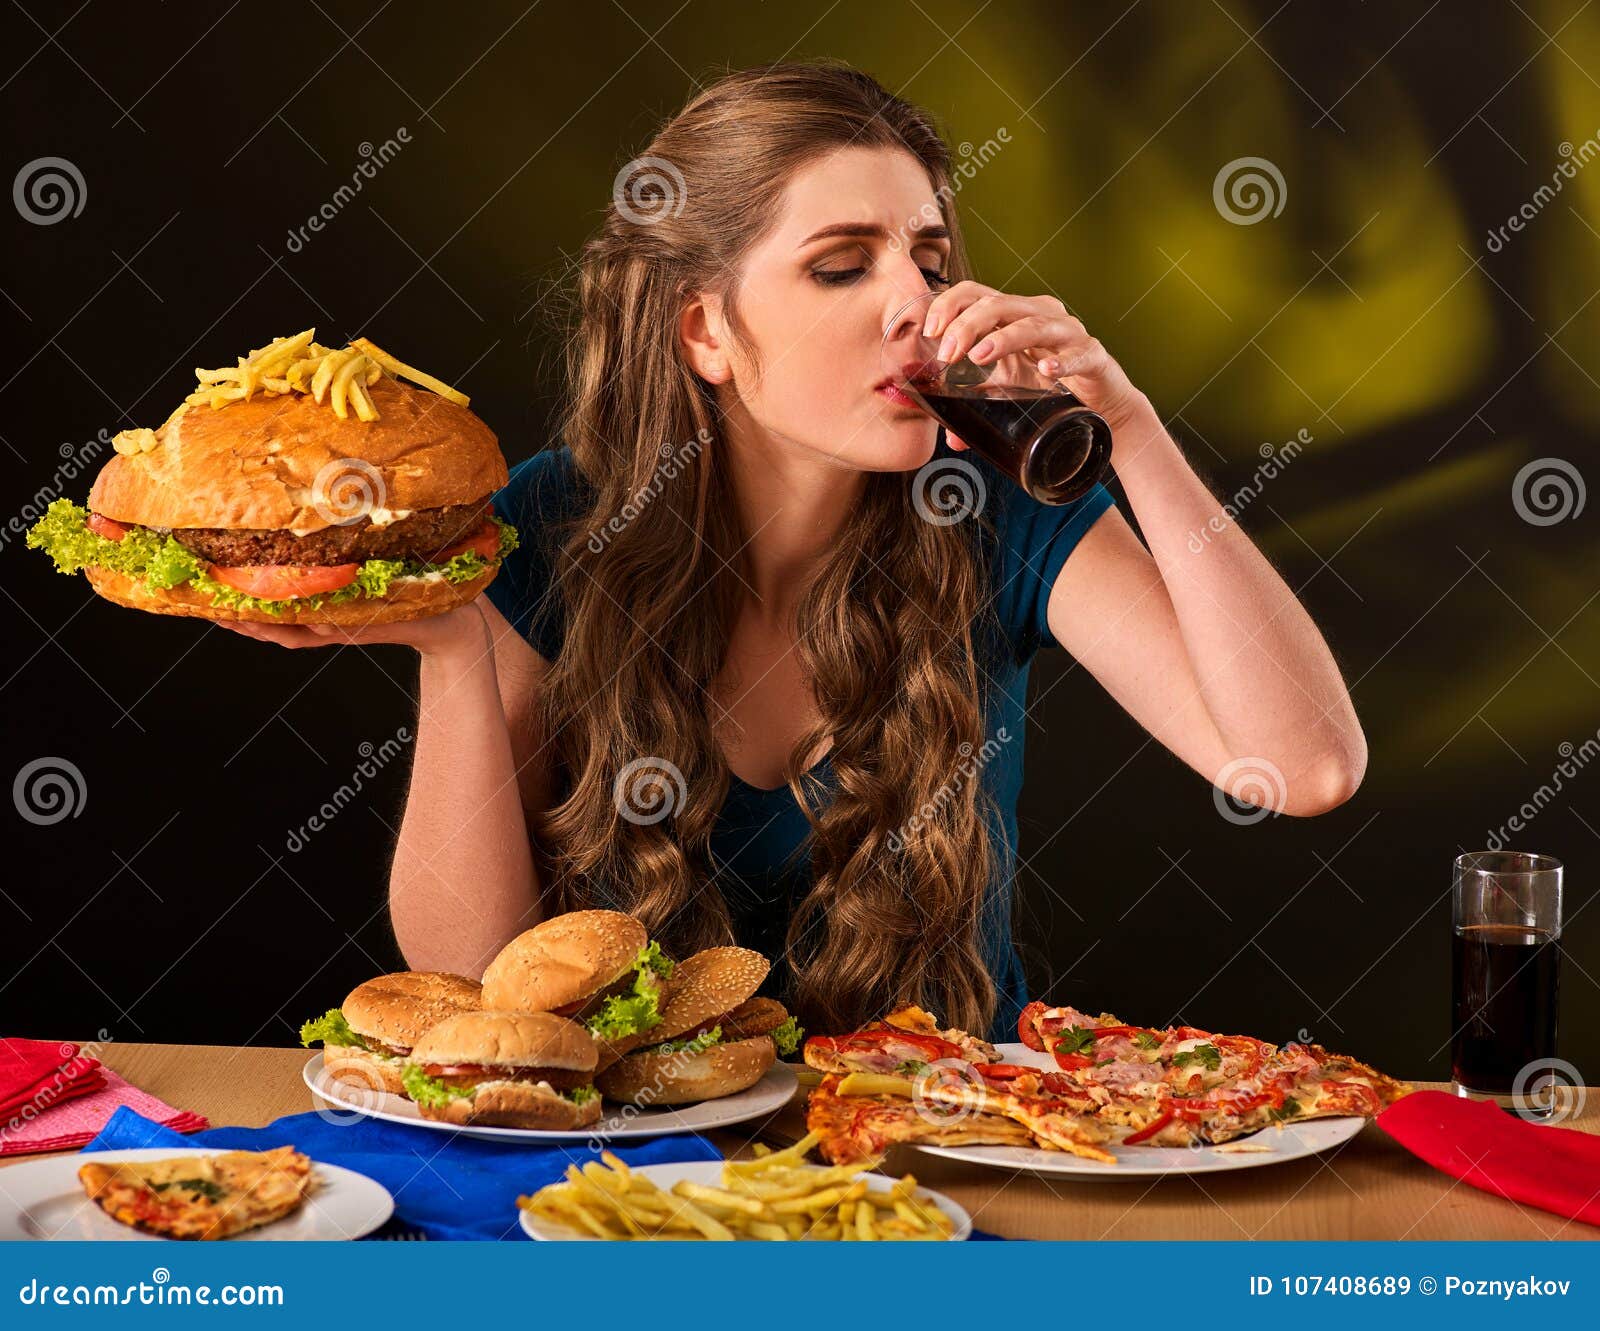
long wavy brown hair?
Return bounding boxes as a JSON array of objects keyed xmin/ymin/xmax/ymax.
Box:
[{"xmin": 533, "ymin": 61, "xmax": 1006, "ymax": 1037}]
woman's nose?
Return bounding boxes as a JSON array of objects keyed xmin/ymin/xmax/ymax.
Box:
[{"xmin": 883, "ymin": 286, "xmax": 935, "ymax": 344}]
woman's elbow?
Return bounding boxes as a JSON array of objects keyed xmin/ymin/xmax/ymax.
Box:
[{"xmin": 1282, "ymin": 737, "xmax": 1368, "ymax": 817}]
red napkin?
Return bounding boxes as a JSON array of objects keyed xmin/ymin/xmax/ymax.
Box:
[
  {"xmin": 0, "ymin": 1040, "xmax": 207, "ymax": 1157},
  {"xmin": 1378, "ymin": 1089, "xmax": 1600, "ymax": 1227},
  {"xmin": 0, "ymin": 1038, "xmax": 107, "ymax": 1120}
]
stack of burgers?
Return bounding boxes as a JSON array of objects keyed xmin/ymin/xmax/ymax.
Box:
[{"xmin": 301, "ymin": 910, "xmax": 802, "ymax": 1129}]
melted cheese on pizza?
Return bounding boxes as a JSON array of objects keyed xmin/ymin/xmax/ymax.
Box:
[{"xmin": 78, "ymin": 1147, "xmax": 314, "ymax": 1240}]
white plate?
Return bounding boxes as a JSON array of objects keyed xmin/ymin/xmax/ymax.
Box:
[
  {"xmin": 0, "ymin": 1147, "xmax": 394, "ymax": 1240},
  {"xmin": 518, "ymin": 1159, "xmax": 971, "ymax": 1240},
  {"xmin": 915, "ymin": 1042, "xmax": 1369, "ymax": 1180},
  {"xmin": 303, "ymin": 1053, "xmax": 799, "ymax": 1142}
]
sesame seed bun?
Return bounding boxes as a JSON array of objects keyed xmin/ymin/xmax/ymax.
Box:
[
  {"xmin": 341, "ymin": 972, "xmax": 482, "ymax": 1051},
  {"xmin": 480, "ymin": 911, "xmax": 650, "ymax": 1014},
  {"xmin": 595, "ymin": 1035, "xmax": 776, "ymax": 1107}
]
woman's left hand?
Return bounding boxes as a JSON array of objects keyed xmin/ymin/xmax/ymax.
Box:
[{"xmin": 919, "ymin": 281, "xmax": 1150, "ymax": 450}]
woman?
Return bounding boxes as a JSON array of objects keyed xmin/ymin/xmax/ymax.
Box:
[{"xmin": 226, "ymin": 63, "xmax": 1365, "ymax": 1045}]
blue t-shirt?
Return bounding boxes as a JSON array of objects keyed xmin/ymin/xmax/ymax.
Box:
[{"xmin": 486, "ymin": 437, "xmax": 1114, "ymax": 1045}]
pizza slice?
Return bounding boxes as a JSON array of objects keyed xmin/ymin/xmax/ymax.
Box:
[
  {"xmin": 78, "ymin": 1147, "xmax": 315, "ymax": 1240},
  {"xmin": 807, "ymin": 1074, "xmax": 1035, "ymax": 1165},
  {"xmin": 804, "ymin": 1004, "xmax": 1000, "ymax": 1078},
  {"xmin": 808, "ymin": 1057, "xmax": 1115, "ymax": 1165},
  {"xmin": 1017, "ymin": 1003, "xmax": 1411, "ymax": 1146}
]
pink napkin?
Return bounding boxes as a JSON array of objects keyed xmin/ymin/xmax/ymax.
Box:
[{"xmin": 0, "ymin": 1065, "xmax": 208, "ymax": 1157}]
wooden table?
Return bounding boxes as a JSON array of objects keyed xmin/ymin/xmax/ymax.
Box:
[{"xmin": 10, "ymin": 1044, "xmax": 1596, "ymax": 1241}]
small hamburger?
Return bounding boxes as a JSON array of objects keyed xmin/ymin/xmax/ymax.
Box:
[
  {"xmin": 27, "ymin": 331, "xmax": 517, "ymax": 625},
  {"xmin": 481, "ymin": 909, "xmax": 675, "ymax": 1043},
  {"xmin": 299, "ymin": 971, "xmax": 481, "ymax": 1097},
  {"xmin": 595, "ymin": 947, "xmax": 803, "ymax": 1107},
  {"xmin": 401, "ymin": 1011, "xmax": 602, "ymax": 1129}
]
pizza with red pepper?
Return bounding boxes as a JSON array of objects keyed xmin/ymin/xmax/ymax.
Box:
[
  {"xmin": 1017, "ymin": 1002, "xmax": 1411, "ymax": 1146},
  {"xmin": 803, "ymin": 1004, "xmax": 1410, "ymax": 1164},
  {"xmin": 805, "ymin": 1006, "xmax": 1116, "ymax": 1164}
]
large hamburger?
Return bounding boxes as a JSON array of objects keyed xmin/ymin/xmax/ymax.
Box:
[
  {"xmin": 299, "ymin": 971, "xmax": 482, "ymax": 1098},
  {"xmin": 26, "ymin": 331, "xmax": 517, "ymax": 625},
  {"xmin": 481, "ymin": 910, "xmax": 676, "ymax": 1043},
  {"xmin": 595, "ymin": 947, "xmax": 803, "ymax": 1106},
  {"xmin": 401, "ymin": 1011, "xmax": 602, "ymax": 1130}
]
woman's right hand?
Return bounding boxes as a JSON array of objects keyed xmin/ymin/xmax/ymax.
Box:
[{"xmin": 215, "ymin": 600, "xmax": 491, "ymax": 659}]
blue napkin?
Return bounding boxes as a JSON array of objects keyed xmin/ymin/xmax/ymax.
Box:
[{"xmin": 84, "ymin": 1106, "xmax": 1004, "ymax": 1240}]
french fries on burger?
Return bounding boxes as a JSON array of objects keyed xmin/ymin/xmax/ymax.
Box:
[{"xmin": 26, "ymin": 330, "xmax": 518, "ymax": 625}]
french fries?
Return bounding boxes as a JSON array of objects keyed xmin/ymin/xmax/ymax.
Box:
[
  {"xmin": 181, "ymin": 329, "xmax": 466, "ymax": 423},
  {"xmin": 516, "ymin": 1132, "xmax": 954, "ymax": 1241}
]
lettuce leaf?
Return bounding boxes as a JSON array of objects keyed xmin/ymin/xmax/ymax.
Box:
[
  {"xmin": 586, "ymin": 985, "xmax": 664, "ymax": 1042},
  {"xmin": 652, "ymin": 1024, "xmax": 722, "ymax": 1056},
  {"xmin": 632, "ymin": 939, "xmax": 675, "ymax": 981},
  {"xmin": 402, "ymin": 1064, "xmax": 597, "ymax": 1108},
  {"xmin": 769, "ymin": 1015, "xmax": 804, "ymax": 1057},
  {"xmin": 583, "ymin": 940, "xmax": 676, "ymax": 1041},
  {"xmin": 299, "ymin": 1008, "xmax": 367, "ymax": 1049},
  {"xmin": 402, "ymin": 1064, "xmax": 473, "ymax": 1108},
  {"xmin": 26, "ymin": 499, "xmax": 520, "ymax": 618}
]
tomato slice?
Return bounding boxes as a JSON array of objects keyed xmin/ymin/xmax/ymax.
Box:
[
  {"xmin": 434, "ymin": 520, "xmax": 500, "ymax": 563},
  {"xmin": 974, "ymin": 1063, "xmax": 1038, "ymax": 1080},
  {"xmin": 1017, "ymin": 1001, "xmax": 1048, "ymax": 1051},
  {"xmin": 209, "ymin": 563, "xmax": 360, "ymax": 599},
  {"xmin": 87, "ymin": 512, "xmax": 130, "ymax": 542}
]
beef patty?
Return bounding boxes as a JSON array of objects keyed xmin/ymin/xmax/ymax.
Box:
[{"xmin": 162, "ymin": 499, "xmax": 491, "ymax": 566}]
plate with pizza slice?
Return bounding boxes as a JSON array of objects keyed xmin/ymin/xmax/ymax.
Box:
[
  {"xmin": 0, "ymin": 1147, "xmax": 394, "ymax": 1240},
  {"xmin": 802, "ymin": 1004, "xmax": 1411, "ymax": 1180}
]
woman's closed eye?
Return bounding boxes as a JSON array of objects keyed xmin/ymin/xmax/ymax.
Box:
[{"xmin": 812, "ymin": 266, "xmax": 951, "ymax": 288}]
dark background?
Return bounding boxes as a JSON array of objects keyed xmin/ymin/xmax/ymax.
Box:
[{"xmin": 3, "ymin": 2, "xmax": 1595, "ymax": 1080}]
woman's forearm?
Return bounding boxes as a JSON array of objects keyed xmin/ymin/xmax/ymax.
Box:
[
  {"xmin": 1109, "ymin": 397, "xmax": 1367, "ymax": 805},
  {"xmin": 389, "ymin": 626, "xmax": 542, "ymax": 976}
]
